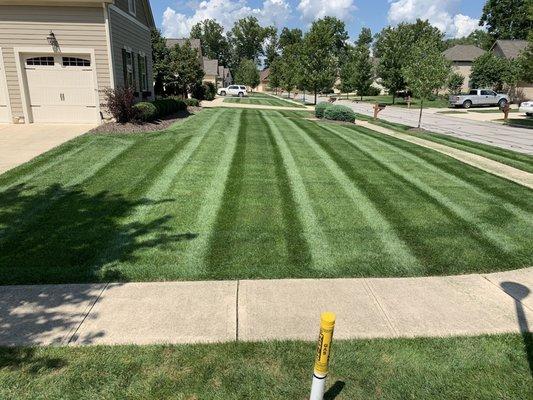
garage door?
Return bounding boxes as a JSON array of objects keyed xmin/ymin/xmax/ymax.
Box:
[
  {"xmin": 0, "ymin": 60, "xmax": 8, "ymax": 123},
  {"xmin": 23, "ymin": 54, "xmax": 97, "ymax": 123}
]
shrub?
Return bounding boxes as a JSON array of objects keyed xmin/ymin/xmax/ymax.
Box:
[
  {"xmin": 152, "ymin": 98, "xmax": 186, "ymax": 117},
  {"xmin": 366, "ymin": 86, "xmax": 381, "ymax": 96},
  {"xmin": 191, "ymin": 83, "xmax": 206, "ymax": 100},
  {"xmin": 324, "ymin": 104, "xmax": 356, "ymax": 123},
  {"xmin": 103, "ymin": 87, "xmax": 136, "ymax": 123},
  {"xmin": 184, "ymin": 98, "xmax": 200, "ymax": 107},
  {"xmin": 315, "ymin": 102, "xmax": 333, "ymax": 118},
  {"xmin": 204, "ymin": 82, "xmax": 216, "ymax": 101},
  {"xmin": 133, "ymin": 102, "xmax": 157, "ymax": 122}
]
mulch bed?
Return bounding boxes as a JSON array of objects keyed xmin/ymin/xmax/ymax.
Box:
[{"xmin": 88, "ymin": 107, "xmax": 201, "ymax": 134}]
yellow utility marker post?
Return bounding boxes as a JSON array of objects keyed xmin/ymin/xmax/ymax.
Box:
[{"xmin": 309, "ymin": 312, "xmax": 336, "ymax": 400}]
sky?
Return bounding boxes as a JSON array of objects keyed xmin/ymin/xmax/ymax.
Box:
[{"xmin": 152, "ymin": 0, "xmax": 486, "ymax": 41}]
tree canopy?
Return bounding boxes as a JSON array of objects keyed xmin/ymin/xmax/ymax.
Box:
[
  {"xmin": 190, "ymin": 19, "xmax": 230, "ymax": 66},
  {"xmin": 480, "ymin": 0, "xmax": 532, "ymax": 40},
  {"xmin": 235, "ymin": 59, "xmax": 260, "ymax": 88},
  {"xmin": 168, "ymin": 41, "xmax": 204, "ymax": 97}
]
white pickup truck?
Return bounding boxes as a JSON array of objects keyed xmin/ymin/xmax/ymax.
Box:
[{"xmin": 449, "ymin": 89, "xmax": 510, "ymax": 109}]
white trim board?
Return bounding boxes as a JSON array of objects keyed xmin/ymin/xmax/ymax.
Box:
[{"xmin": 0, "ymin": 48, "xmax": 13, "ymax": 123}]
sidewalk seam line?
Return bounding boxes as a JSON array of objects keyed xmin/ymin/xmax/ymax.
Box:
[
  {"xmin": 482, "ymin": 275, "xmax": 533, "ymax": 312},
  {"xmin": 236, "ymin": 280, "xmax": 240, "ymax": 342},
  {"xmin": 66, "ymin": 282, "xmax": 109, "ymax": 345},
  {"xmin": 364, "ymin": 280, "xmax": 399, "ymax": 336}
]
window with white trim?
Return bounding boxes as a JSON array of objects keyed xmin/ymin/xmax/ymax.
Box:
[
  {"xmin": 128, "ymin": 0, "xmax": 136, "ymax": 15},
  {"xmin": 138, "ymin": 54, "xmax": 148, "ymax": 91},
  {"xmin": 122, "ymin": 49, "xmax": 134, "ymax": 88},
  {"xmin": 26, "ymin": 56, "xmax": 54, "ymax": 66},
  {"xmin": 62, "ymin": 57, "xmax": 91, "ymax": 67}
]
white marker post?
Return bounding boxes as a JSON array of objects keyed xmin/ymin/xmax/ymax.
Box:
[{"xmin": 310, "ymin": 312, "xmax": 336, "ymax": 400}]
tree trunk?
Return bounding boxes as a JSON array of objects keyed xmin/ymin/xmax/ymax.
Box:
[
  {"xmin": 314, "ymin": 89, "xmax": 317, "ymax": 105},
  {"xmin": 418, "ymin": 99, "xmax": 424, "ymax": 128},
  {"xmin": 392, "ymin": 94, "xmax": 396, "ymax": 105}
]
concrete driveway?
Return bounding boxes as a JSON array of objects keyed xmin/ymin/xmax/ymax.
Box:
[
  {"xmin": 336, "ymin": 100, "xmax": 533, "ymax": 155},
  {"xmin": 0, "ymin": 123, "xmax": 94, "ymax": 175}
]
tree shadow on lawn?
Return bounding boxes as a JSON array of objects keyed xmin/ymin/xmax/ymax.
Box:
[{"xmin": 0, "ymin": 183, "xmax": 197, "ymax": 354}]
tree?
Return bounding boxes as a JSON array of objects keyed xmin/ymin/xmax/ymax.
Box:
[
  {"xmin": 168, "ymin": 41, "xmax": 205, "ymax": 97},
  {"xmin": 301, "ymin": 17, "xmax": 348, "ymax": 104},
  {"xmin": 469, "ymin": 52, "xmax": 508, "ymax": 89},
  {"xmin": 375, "ymin": 19, "xmax": 444, "ymax": 103},
  {"xmin": 279, "ymin": 27, "xmax": 303, "ymax": 49},
  {"xmin": 190, "ymin": 19, "xmax": 230, "ymax": 66},
  {"xmin": 403, "ymin": 39, "xmax": 450, "ymax": 128},
  {"xmin": 235, "ymin": 59, "xmax": 260, "ymax": 89},
  {"xmin": 480, "ymin": 0, "xmax": 532, "ymax": 40},
  {"xmin": 279, "ymin": 43, "xmax": 301, "ymax": 98},
  {"xmin": 447, "ymin": 72, "xmax": 465, "ymax": 94},
  {"xmin": 517, "ymin": 32, "xmax": 533, "ymax": 83},
  {"xmin": 352, "ymin": 28, "xmax": 374, "ymax": 100},
  {"xmin": 228, "ymin": 17, "xmax": 272, "ymax": 67},
  {"xmin": 264, "ymin": 30, "xmax": 280, "ymax": 68},
  {"xmin": 444, "ymin": 30, "xmax": 495, "ymax": 51},
  {"xmin": 151, "ymin": 28, "xmax": 172, "ymax": 96},
  {"xmin": 338, "ymin": 46, "xmax": 356, "ymax": 97},
  {"xmin": 268, "ymin": 58, "xmax": 282, "ymax": 93}
]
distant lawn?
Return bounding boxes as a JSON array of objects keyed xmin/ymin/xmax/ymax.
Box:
[
  {"xmin": 223, "ymin": 93, "xmax": 304, "ymax": 108},
  {"xmin": 348, "ymin": 95, "xmax": 450, "ymax": 109},
  {"xmin": 1, "ymin": 108, "xmax": 532, "ymax": 284},
  {"xmin": 469, "ymin": 109, "xmax": 519, "ymax": 114},
  {"xmin": 354, "ymin": 113, "xmax": 533, "ymax": 173},
  {"xmin": 1, "ymin": 334, "xmax": 531, "ymax": 399},
  {"xmin": 504, "ymin": 118, "xmax": 533, "ymax": 129}
]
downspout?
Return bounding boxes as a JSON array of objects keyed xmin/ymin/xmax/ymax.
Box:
[{"xmin": 103, "ymin": 2, "xmax": 115, "ymax": 89}]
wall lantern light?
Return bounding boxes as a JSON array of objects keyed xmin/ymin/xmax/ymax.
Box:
[{"xmin": 47, "ymin": 31, "xmax": 60, "ymax": 51}]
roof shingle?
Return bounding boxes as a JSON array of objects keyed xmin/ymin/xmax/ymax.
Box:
[{"xmin": 443, "ymin": 45, "xmax": 485, "ymax": 62}]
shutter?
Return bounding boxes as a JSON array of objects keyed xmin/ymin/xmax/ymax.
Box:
[{"xmin": 132, "ymin": 53, "xmax": 137, "ymax": 92}]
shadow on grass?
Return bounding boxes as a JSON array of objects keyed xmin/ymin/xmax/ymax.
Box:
[
  {"xmin": 324, "ymin": 380, "xmax": 345, "ymax": 399},
  {"xmin": 500, "ymin": 281, "xmax": 532, "ymax": 378},
  {"xmin": 0, "ymin": 183, "xmax": 197, "ymax": 349},
  {"xmin": 0, "ymin": 347, "xmax": 66, "ymax": 374}
]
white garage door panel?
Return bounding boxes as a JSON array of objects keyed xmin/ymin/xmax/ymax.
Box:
[
  {"xmin": 0, "ymin": 63, "xmax": 8, "ymax": 123},
  {"xmin": 24, "ymin": 54, "xmax": 97, "ymax": 124}
]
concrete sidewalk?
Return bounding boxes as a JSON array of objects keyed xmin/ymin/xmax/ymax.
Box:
[{"xmin": 1, "ymin": 268, "xmax": 531, "ymax": 346}]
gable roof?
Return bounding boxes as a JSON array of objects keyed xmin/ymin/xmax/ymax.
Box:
[
  {"xmin": 203, "ymin": 58, "xmax": 219, "ymax": 76},
  {"xmin": 491, "ymin": 40, "xmax": 528, "ymax": 59},
  {"xmin": 260, "ymin": 68, "xmax": 270, "ymax": 81},
  {"xmin": 443, "ymin": 45, "xmax": 485, "ymax": 62}
]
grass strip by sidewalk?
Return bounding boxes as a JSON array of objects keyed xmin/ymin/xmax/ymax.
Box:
[
  {"xmin": 223, "ymin": 95, "xmax": 304, "ymax": 108},
  {"xmin": 354, "ymin": 113, "xmax": 533, "ymax": 173},
  {"xmin": 0, "ymin": 334, "xmax": 531, "ymax": 399}
]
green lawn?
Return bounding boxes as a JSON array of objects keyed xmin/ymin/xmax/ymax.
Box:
[
  {"xmin": 1, "ymin": 334, "xmax": 531, "ymax": 399},
  {"xmin": 354, "ymin": 113, "xmax": 533, "ymax": 173},
  {"xmin": 348, "ymin": 95, "xmax": 450, "ymax": 109},
  {"xmin": 468, "ymin": 109, "xmax": 519, "ymax": 114},
  {"xmin": 504, "ymin": 118, "xmax": 533, "ymax": 129},
  {"xmin": 223, "ymin": 93, "xmax": 304, "ymax": 108},
  {"xmin": 1, "ymin": 108, "xmax": 532, "ymax": 284}
]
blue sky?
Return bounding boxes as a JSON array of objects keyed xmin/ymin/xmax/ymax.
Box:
[{"xmin": 152, "ymin": 0, "xmax": 486, "ymax": 40}]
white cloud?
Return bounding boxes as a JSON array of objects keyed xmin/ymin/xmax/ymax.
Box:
[
  {"xmin": 162, "ymin": 0, "xmax": 290, "ymax": 38},
  {"xmin": 387, "ymin": 0, "xmax": 480, "ymax": 38},
  {"xmin": 297, "ymin": 0, "xmax": 356, "ymax": 24}
]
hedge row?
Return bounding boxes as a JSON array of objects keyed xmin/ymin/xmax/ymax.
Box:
[
  {"xmin": 315, "ymin": 102, "xmax": 356, "ymax": 123},
  {"xmin": 132, "ymin": 98, "xmax": 188, "ymax": 122}
]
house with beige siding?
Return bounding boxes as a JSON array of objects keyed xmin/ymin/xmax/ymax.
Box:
[
  {"xmin": 443, "ymin": 45, "xmax": 485, "ymax": 91},
  {"xmin": 0, "ymin": 0, "xmax": 155, "ymax": 124}
]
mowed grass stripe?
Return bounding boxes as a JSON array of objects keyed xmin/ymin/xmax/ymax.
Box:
[
  {"xmin": 284, "ymin": 115, "xmax": 421, "ymax": 273},
  {"xmin": 183, "ymin": 109, "xmax": 244, "ymax": 275},
  {"xmin": 325, "ymin": 124, "xmax": 520, "ymax": 253},
  {"xmin": 262, "ymin": 112, "xmax": 333, "ymax": 271},
  {"xmin": 339, "ymin": 124, "xmax": 533, "ymax": 224}
]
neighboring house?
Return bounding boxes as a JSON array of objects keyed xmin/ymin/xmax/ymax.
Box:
[
  {"xmin": 217, "ymin": 65, "xmax": 232, "ymax": 88},
  {"xmin": 0, "ymin": 0, "xmax": 155, "ymax": 124},
  {"xmin": 443, "ymin": 45, "xmax": 485, "ymax": 91},
  {"xmin": 202, "ymin": 57, "xmax": 218, "ymax": 86},
  {"xmin": 255, "ymin": 68, "xmax": 270, "ymax": 92},
  {"xmin": 491, "ymin": 39, "xmax": 532, "ymax": 98},
  {"xmin": 165, "ymin": 38, "xmax": 230, "ymax": 88}
]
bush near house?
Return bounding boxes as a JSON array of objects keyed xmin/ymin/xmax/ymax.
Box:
[
  {"xmin": 184, "ymin": 98, "xmax": 200, "ymax": 107},
  {"xmin": 315, "ymin": 102, "xmax": 333, "ymax": 118},
  {"xmin": 204, "ymin": 82, "xmax": 216, "ymax": 101},
  {"xmin": 324, "ymin": 104, "xmax": 356, "ymax": 123},
  {"xmin": 103, "ymin": 87, "xmax": 137, "ymax": 123},
  {"xmin": 132, "ymin": 102, "xmax": 158, "ymax": 122}
]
